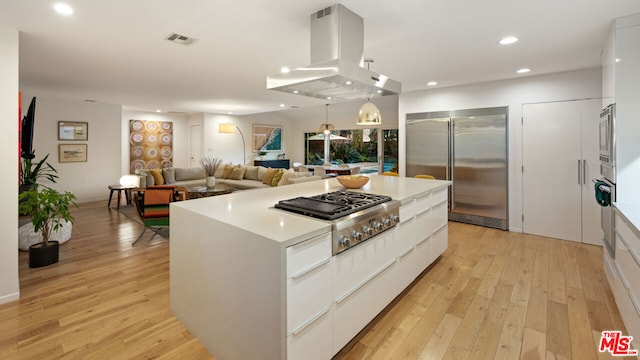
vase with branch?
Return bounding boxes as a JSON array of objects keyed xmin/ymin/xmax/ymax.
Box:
[{"xmin": 200, "ymin": 155, "xmax": 223, "ymax": 188}]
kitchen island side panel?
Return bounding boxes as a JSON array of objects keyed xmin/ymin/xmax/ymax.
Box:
[{"xmin": 170, "ymin": 205, "xmax": 287, "ymax": 360}]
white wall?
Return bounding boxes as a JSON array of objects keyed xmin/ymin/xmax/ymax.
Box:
[
  {"xmin": 399, "ymin": 68, "xmax": 602, "ymax": 232},
  {"xmin": 21, "ymin": 95, "xmax": 122, "ymax": 202},
  {"xmin": 203, "ymin": 112, "xmax": 295, "ymax": 165},
  {"xmin": 121, "ymin": 110, "xmax": 190, "ymax": 173},
  {"xmin": 0, "ymin": 27, "xmax": 20, "ymax": 304}
]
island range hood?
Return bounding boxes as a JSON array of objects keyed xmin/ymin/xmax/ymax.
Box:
[{"xmin": 266, "ymin": 4, "xmax": 401, "ymax": 102}]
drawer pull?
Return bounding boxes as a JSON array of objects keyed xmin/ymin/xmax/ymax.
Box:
[
  {"xmin": 291, "ymin": 306, "xmax": 331, "ymax": 336},
  {"xmin": 602, "ymin": 253, "xmax": 617, "ymax": 280},
  {"xmin": 630, "ymin": 293, "xmax": 640, "ymax": 318},
  {"xmin": 291, "ymin": 258, "xmax": 330, "ymax": 280},
  {"xmin": 416, "ymin": 208, "xmax": 431, "ymax": 216},
  {"xmin": 288, "ymin": 233, "xmax": 330, "ymax": 250},
  {"xmin": 399, "ymin": 246, "xmax": 415, "ymax": 259},
  {"xmin": 434, "ymin": 200, "xmax": 447, "ymax": 208},
  {"xmin": 629, "ymin": 247, "xmax": 640, "ymax": 269},
  {"xmin": 336, "ymin": 259, "xmax": 396, "ymax": 304},
  {"xmin": 615, "ymin": 263, "xmax": 630, "ymax": 290},
  {"xmin": 435, "ymin": 223, "xmax": 448, "ymax": 234},
  {"xmin": 416, "ymin": 234, "xmax": 431, "ymax": 246}
]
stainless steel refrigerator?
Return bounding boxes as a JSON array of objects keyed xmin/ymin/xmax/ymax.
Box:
[{"xmin": 406, "ymin": 106, "xmax": 508, "ymax": 230}]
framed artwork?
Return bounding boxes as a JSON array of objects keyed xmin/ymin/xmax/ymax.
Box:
[
  {"xmin": 252, "ymin": 124, "xmax": 282, "ymax": 152},
  {"xmin": 58, "ymin": 121, "xmax": 88, "ymax": 141},
  {"xmin": 128, "ymin": 120, "xmax": 173, "ymax": 173},
  {"xmin": 59, "ymin": 144, "xmax": 87, "ymax": 163}
]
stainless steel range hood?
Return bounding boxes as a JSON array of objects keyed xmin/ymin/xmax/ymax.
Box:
[{"xmin": 267, "ymin": 4, "xmax": 401, "ymax": 101}]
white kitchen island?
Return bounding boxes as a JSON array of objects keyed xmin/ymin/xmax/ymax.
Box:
[{"xmin": 170, "ymin": 175, "xmax": 450, "ymax": 360}]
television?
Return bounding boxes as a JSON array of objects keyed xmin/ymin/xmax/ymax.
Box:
[{"xmin": 21, "ymin": 97, "xmax": 36, "ymax": 159}]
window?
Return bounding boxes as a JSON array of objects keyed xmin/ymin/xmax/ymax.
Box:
[{"xmin": 304, "ymin": 128, "xmax": 398, "ymax": 174}]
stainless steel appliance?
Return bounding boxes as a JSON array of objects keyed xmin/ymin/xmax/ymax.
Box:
[
  {"xmin": 599, "ymin": 103, "xmax": 616, "ymax": 183},
  {"xmin": 597, "ymin": 103, "xmax": 616, "ymax": 258},
  {"xmin": 406, "ymin": 107, "xmax": 508, "ymax": 230},
  {"xmin": 275, "ymin": 190, "xmax": 400, "ymax": 254}
]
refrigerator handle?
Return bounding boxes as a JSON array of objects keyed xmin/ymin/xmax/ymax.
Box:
[
  {"xmin": 446, "ymin": 121, "xmax": 451, "ymax": 181},
  {"xmin": 450, "ymin": 121, "xmax": 455, "ymax": 211},
  {"xmin": 577, "ymin": 159, "xmax": 581, "ymax": 185}
]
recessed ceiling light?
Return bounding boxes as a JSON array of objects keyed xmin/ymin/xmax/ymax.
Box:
[
  {"xmin": 293, "ymin": 90, "xmax": 299, "ymax": 94},
  {"xmin": 616, "ymin": 58, "xmax": 621, "ymax": 63},
  {"xmin": 345, "ymin": 81, "xmax": 352, "ymax": 85},
  {"xmin": 516, "ymin": 68, "xmax": 531, "ymax": 74},
  {"xmin": 156, "ymin": 109, "xmax": 162, "ymax": 113},
  {"xmin": 376, "ymin": 90, "xmax": 382, "ymax": 94},
  {"xmin": 279, "ymin": 104, "xmax": 286, "ymax": 108},
  {"xmin": 326, "ymin": 96, "xmax": 332, "ymax": 100},
  {"xmin": 53, "ymin": 3, "xmax": 74, "ymax": 15},
  {"xmin": 228, "ymin": 112, "xmax": 233, "ymax": 115},
  {"xmin": 499, "ymin": 36, "xmax": 518, "ymax": 45},
  {"xmin": 427, "ymin": 81, "xmax": 438, "ymax": 86},
  {"xmin": 280, "ymin": 67, "xmax": 290, "ymax": 74}
]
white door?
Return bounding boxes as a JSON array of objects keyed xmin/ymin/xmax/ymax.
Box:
[
  {"xmin": 189, "ymin": 124, "xmax": 202, "ymax": 168},
  {"xmin": 523, "ymin": 101, "xmax": 582, "ymax": 242},
  {"xmin": 581, "ymin": 99, "xmax": 603, "ymax": 246}
]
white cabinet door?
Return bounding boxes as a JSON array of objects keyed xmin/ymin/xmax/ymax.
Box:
[
  {"xmin": 580, "ymin": 99, "xmax": 603, "ymax": 246},
  {"xmin": 523, "ymin": 100, "xmax": 601, "ymax": 245},
  {"xmin": 523, "ymin": 101, "xmax": 582, "ymax": 242}
]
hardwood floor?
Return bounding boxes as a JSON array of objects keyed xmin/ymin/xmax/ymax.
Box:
[{"xmin": 0, "ymin": 202, "xmax": 630, "ymax": 359}]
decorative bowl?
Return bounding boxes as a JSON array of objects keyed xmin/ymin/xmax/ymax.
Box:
[{"xmin": 336, "ymin": 175, "xmax": 370, "ymax": 189}]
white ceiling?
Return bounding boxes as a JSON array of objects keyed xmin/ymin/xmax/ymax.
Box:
[{"xmin": 2, "ymin": 0, "xmax": 639, "ymax": 115}]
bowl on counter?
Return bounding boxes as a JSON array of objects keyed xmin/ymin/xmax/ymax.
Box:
[{"xmin": 336, "ymin": 175, "xmax": 370, "ymax": 189}]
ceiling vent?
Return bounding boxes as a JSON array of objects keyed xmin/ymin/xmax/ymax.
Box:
[{"xmin": 165, "ymin": 33, "xmax": 195, "ymax": 45}]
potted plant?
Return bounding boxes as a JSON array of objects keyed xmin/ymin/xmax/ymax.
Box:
[
  {"xmin": 20, "ymin": 153, "xmax": 58, "ymax": 193},
  {"xmin": 258, "ymin": 151, "xmax": 267, "ymax": 160},
  {"xmin": 18, "ymin": 187, "xmax": 78, "ymax": 268},
  {"xmin": 200, "ymin": 155, "xmax": 223, "ymax": 188}
]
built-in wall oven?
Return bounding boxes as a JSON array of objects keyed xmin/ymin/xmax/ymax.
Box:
[
  {"xmin": 598, "ymin": 103, "xmax": 616, "ymax": 258},
  {"xmin": 599, "ymin": 104, "xmax": 616, "ymax": 183}
]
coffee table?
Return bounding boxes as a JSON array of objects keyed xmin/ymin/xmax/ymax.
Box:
[{"xmin": 187, "ymin": 184, "xmax": 233, "ymax": 199}]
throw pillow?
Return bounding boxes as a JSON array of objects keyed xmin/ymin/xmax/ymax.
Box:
[
  {"xmin": 229, "ymin": 165, "xmax": 246, "ymax": 180},
  {"xmin": 222, "ymin": 165, "xmax": 234, "ymax": 179},
  {"xmin": 137, "ymin": 171, "xmax": 149, "ymax": 188},
  {"xmin": 149, "ymin": 169, "xmax": 164, "ymax": 185},
  {"xmin": 162, "ymin": 168, "xmax": 176, "ymax": 184},
  {"xmin": 271, "ymin": 170, "xmax": 284, "ymax": 186},
  {"xmin": 175, "ymin": 167, "xmax": 205, "ymax": 181},
  {"xmin": 257, "ymin": 166, "xmax": 268, "ymax": 181},
  {"xmin": 278, "ymin": 169, "xmax": 296, "ymax": 186},
  {"xmin": 244, "ymin": 166, "xmax": 259, "ymax": 180},
  {"xmin": 213, "ymin": 163, "xmax": 228, "ymax": 178},
  {"xmin": 262, "ymin": 168, "xmax": 278, "ymax": 185}
]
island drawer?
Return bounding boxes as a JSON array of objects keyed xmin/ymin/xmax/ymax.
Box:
[{"xmin": 286, "ymin": 232, "xmax": 332, "ymax": 279}]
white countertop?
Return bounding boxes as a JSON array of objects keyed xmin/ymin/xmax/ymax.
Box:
[
  {"xmin": 171, "ymin": 175, "xmax": 450, "ymax": 246},
  {"xmin": 614, "ymin": 202, "xmax": 640, "ymax": 234}
]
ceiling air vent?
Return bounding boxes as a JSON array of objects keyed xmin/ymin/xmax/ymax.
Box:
[{"xmin": 165, "ymin": 33, "xmax": 195, "ymax": 45}]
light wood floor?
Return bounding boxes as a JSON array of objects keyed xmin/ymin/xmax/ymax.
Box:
[{"xmin": 0, "ymin": 201, "xmax": 630, "ymax": 359}]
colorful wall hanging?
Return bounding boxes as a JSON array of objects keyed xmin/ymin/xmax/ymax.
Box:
[{"xmin": 129, "ymin": 120, "xmax": 173, "ymax": 173}]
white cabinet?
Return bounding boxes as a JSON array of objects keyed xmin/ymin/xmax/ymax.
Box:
[
  {"xmin": 611, "ymin": 209, "xmax": 640, "ymax": 353},
  {"xmin": 522, "ymin": 99, "xmax": 602, "ymax": 246},
  {"xmin": 333, "ymin": 231, "xmax": 398, "ymax": 352},
  {"xmin": 286, "ymin": 233, "xmax": 333, "ymax": 360},
  {"xmin": 614, "ymin": 14, "xmax": 640, "ymax": 204}
]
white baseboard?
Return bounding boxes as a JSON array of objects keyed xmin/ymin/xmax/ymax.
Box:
[
  {"xmin": 0, "ymin": 291, "xmax": 19, "ymax": 305},
  {"xmin": 509, "ymin": 226, "xmax": 523, "ymax": 233}
]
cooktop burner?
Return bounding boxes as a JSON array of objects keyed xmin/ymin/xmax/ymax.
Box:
[{"xmin": 274, "ymin": 190, "xmax": 392, "ymax": 220}]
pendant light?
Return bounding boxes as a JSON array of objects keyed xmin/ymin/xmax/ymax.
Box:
[
  {"xmin": 357, "ymin": 99, "xmax": 382, "ymax": 125},
  {"xmin": 317, "ymin": 104, "xmax": 335, "ymax": 135},
  {"xmin": 357, "ymin": 59, "xmax": 382, "ymax": 126}
]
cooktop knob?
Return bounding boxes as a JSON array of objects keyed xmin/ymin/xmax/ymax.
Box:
[
  {"xmin": 338, "ymin": 235, "xmax": 350, "ymax": 248},
  {"xmin": 373, "ymin": 221, "xmax": 383, "ymax": 231},
  {"xmin": 362, "ymin": 225, "xmax": 373, "ymax": 236}
]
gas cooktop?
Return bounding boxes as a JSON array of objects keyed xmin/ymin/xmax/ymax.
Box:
[
  {"xmin": 275, "ymin": 190, "xmax": 400, "ymax": 255},
  {"xmin": 274, "ymin": 190, "xmax": 392, "ymax": 221}
]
